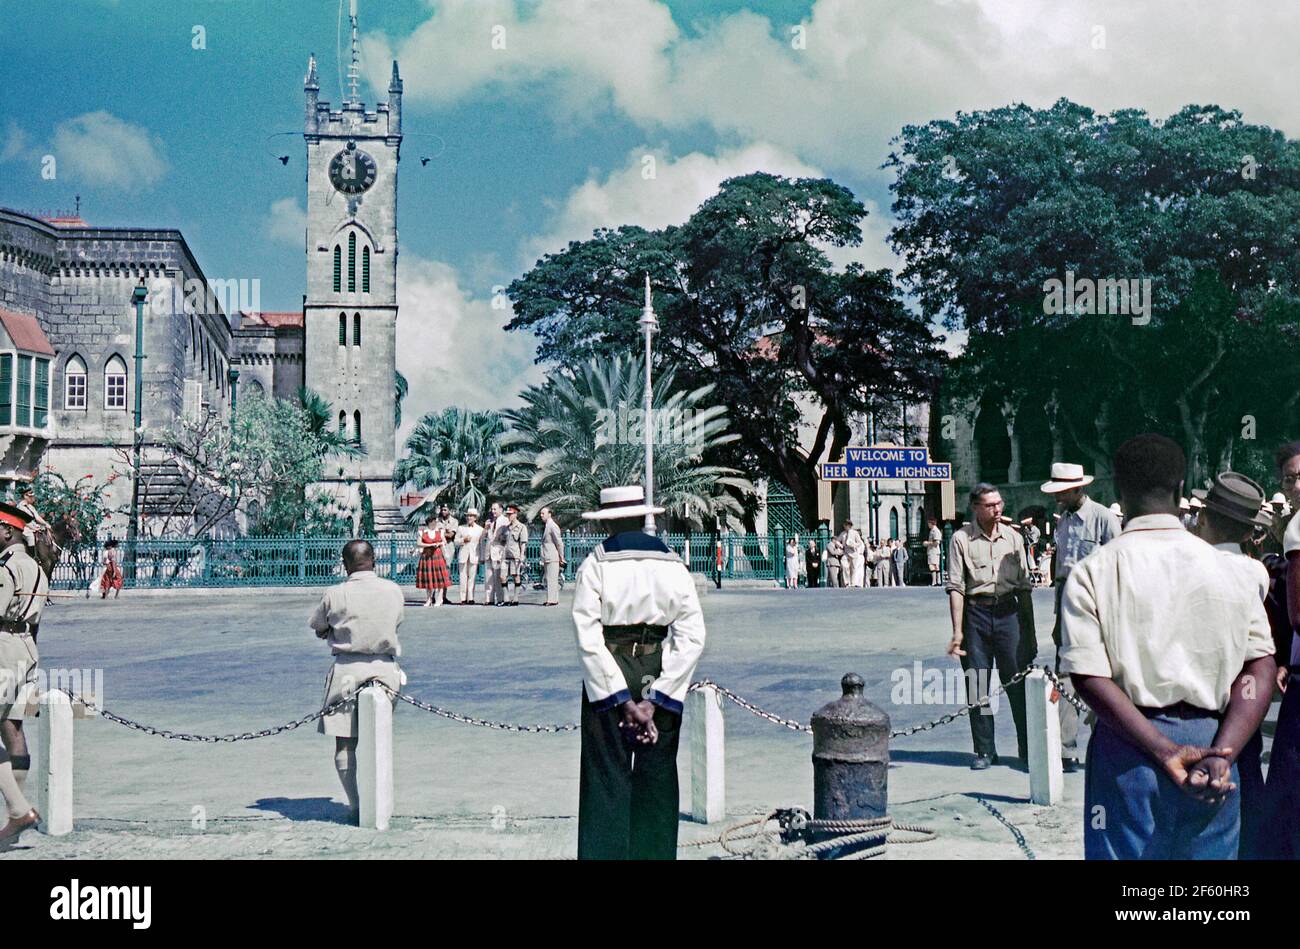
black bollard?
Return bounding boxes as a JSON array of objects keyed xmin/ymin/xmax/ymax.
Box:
[{"xmin": 811, "ymin": 673, "xmax": 889, "ymax": 835}]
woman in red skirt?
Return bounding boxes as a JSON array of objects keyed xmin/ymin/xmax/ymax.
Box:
[
  {"xmin": 416, "ymin": 517, "xmax": 451, "ymax": 606},
  {"xmin": 100, "ymin": 538, "xmax": 124, "ymax": 599}
]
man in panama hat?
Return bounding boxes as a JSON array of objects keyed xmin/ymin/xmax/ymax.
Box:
[
  {"xmin": 1041, "ymin": 462, "xmax": 1120, "ymax": 772},
  {"xmin": 572, "ymin": 485, "xmax": 706, "ymax": 859}
]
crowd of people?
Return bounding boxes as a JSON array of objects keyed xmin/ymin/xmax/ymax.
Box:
[
  {"xmin": 948, "ymin": 436, "xmax": 1300, "ymax": 860},
  {"xmin": 785, "ymin": 527, "xmax": 916, "ymax": 589},
  {"xmin": 412, "ymin": 501, "xmax": 566, "ymax": 608}
]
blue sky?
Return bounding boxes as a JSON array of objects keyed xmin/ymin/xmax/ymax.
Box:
[{"xmin": 4, "ymin": 0, "xmax": 1298, "ymax": 434}]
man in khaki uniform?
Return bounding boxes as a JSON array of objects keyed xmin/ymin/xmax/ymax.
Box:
[
  {"xmin": 499, "ymin": 505, "xmax": 529, "ymax": 606},
  {"xmin": 946, "ymin": 484, "xmax": 1034, "ymax": 769},
  {"xmin": 540, "ymin": 506, "xmax": 565, "ymax": 606},
  {"xmin": 0, "ymin": 502, "xmax": 46, "ymax": 843},
  {"xmin": 825, "ymin": 534, "xmax": 844, "ymax": 588},
  {"xmin": 310, "ymin": 539, "xmax": 405, "ymax": 823}
]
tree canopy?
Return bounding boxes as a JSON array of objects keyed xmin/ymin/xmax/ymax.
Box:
[{"xmin": 507, "ymin": 172, "xmax": 943, "ymax": 526}]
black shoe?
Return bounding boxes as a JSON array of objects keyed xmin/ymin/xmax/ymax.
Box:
[
  {"xmin": 1063, "ymin": 757, "xmax": 1080, "ymax": 773},
  {"xmin": 971, "ymin": 755, "xmax": 992, "ymax": 770}
]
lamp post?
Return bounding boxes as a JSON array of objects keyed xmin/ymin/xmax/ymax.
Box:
[
  {"xmin": 638, "ymin": 273, "xmax": 658, "ymax": 535},
  {"xmin": 127, "ymin": 277, "xmax": 148, "ymax": 579},
  {"xmin": 228, "ymin": 367, "xmax": 240, "ymax": 418}
]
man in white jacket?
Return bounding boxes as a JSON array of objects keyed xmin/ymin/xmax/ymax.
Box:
[{"xmin": 572, "ymin": 485, "xmax": 706, "ymax": 860}]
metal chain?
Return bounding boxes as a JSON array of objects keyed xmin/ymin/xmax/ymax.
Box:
[
  {"xmin": 367, "ymin": 682, "xmax": 581, "ymax": 733},
  {"xmin": 59, "ymin": 685, "xmax": 367, "ymax": 743},
  {"xmin": 58, "ymin": 666, "xmax": 1089, "ymax": 743},
  {"xmin": 688, "ymin": 679, "xmax": 811, "ymax": 733}
]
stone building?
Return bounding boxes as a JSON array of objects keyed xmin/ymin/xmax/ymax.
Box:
[{"xmin": 0, "ymin": 10, "xmax": 406, "ymax": 535}]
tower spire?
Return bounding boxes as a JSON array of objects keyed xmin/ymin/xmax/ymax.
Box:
[{"xmin": 347, "ymin": 0, "xmax": 362, "ymax": 106}]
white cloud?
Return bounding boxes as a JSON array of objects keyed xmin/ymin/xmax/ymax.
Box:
[
  {"xmin": 49, "ymin": 111, "xmax": 168, "ymax": 190},
  {"xmin": 395, "ymin": 255, "xmax": 543, "ymax": 443},
  {"xmin": 523, "ymin": 141, "xmax": 899, "ymax": 273},
  {"xmin": 0, "ymin": 121, "xmax": 31, "ymax": 163},
  {"xmin": 265, "ymin": 197, "xmax": 307, "ymax": 247},
  {"xmin": 370, "ymin": 0, "xmax": 1300, "ymax": 175}
]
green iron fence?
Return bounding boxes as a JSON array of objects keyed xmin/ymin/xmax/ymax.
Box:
[{"xmin": 51, "ymin": 527, "xmax": 940, "ymax": 590}]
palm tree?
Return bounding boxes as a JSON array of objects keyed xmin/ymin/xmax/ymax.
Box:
[
  {"xmin": 394, "ymin": 370, "xmax": 408, "ymax": 429},
  {"xmin": 298, "ymin": 387, "xmax": 365, "ymax": 464},
  {"xmin": 499, "ymin": 353, "xmax": 753, "ymax": 528},
  {"xmin": 392, "ymin": 407, "xmax": 510, "ymax": 522}
]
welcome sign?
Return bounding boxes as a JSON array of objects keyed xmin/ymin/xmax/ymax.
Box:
[{"xmin": 819, "ymin": 446, "xmax": 952, "ymax": 481}]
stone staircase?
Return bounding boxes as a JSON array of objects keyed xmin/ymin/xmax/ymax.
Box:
[
  {"xmin": 370, "ymin": 505, "xmax": 408, "ymax": 536},
  {"xmin": 136, "ymin": 458, "xmax": 234, "ymax": 531}
]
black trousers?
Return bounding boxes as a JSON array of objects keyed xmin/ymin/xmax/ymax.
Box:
[
  {"xmin": 1259, "ymin": 669, "xmax": 1300, "ymax": 858},
  {"xmin": 578, "ymin": 646, "xmax": 682, "ymax": 860},
  {"xmin": 960, "ymin": 597, "xmax": 1032, "ymax": 759},
  {"xmin": 1237, "ymin": 728, "xmax": 1265, "ymax": 859}
]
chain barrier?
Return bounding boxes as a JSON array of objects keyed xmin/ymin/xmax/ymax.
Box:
[{"xmin": 55, "ymin": 664, "xmax": 1090, "ymax": 744}]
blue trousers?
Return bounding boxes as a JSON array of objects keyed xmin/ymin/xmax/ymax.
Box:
[
  {"xmin": 1084, "ymin": 711, "xmax": 1239, "ymax": 860},
  {"xmin": 1260, "ymin": 670, "xmax": 1300, "ymax": 858}
]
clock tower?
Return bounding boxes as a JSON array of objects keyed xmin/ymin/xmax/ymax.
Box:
[{"xmin": 302, "ymin": 10, "xmax": 401, "ymax": 512}]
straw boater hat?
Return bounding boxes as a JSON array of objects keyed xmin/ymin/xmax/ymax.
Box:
[
  {"xmin": 1192, "ymin": 472, "xmax": 1272, "ymax": 529},
  {"xmin": 1179, "ymin": 497, "xmax": 1190, "ymax": 512},
  {"xmin": 1040, "ymin": 462, "xmax": 1094, "ymax": 494},
  {"xmin": 581, "ymin": 485, "xmax": 664, "ymax": 521},
  {"xmin": 1189, "ymin": 496, "xmax": 1204, "ymax": 510}
]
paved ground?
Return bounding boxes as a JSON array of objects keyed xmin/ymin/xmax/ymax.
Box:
[{"xmin": 1, "ymin": 583, "xmax": 1106, "ymax": 859}]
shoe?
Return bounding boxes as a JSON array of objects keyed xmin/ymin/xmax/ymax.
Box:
[
  {"xmin": 0, "ymin": 809, "xmax": 39, "ymax": 845},
  {"xmin": 1063, "ymin": 757, "xmax": 1080, "ymax": 773},
  {"xmin": 991, "ymin": 753, "xmax": 1001, "ymax": 766},
  {"xmin": 971, "ymin": 755, "xmax": 992, "ymax": 771}
]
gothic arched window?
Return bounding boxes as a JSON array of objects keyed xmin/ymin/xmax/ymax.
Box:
[
  {"xmin": 353, "ymin": 410, "xmax": 362, "ymax": 445},
  {"xmin": 333, "ymin": 245, "xmax": 341, "ymax": 293},
  {"xmin": 362, "ymin": 246, "xmax": 370, "ymax": 293},
  {"xmin": 64, "ymin": 354, "xmax": 87, "ymax": 410},
  {"xmin": 347, "ymin": 232, "xmax": 357, "ymax": 293},
  {"xmin": 338, "ymin": 312, "xmax": 347, "ymax": 346},
  {"xmin": 338, "ymin": 409, "xmax": 346, "ymax": 434},
  {"xmin": 105, "ymin": 355, "xmax": 127, "ymax": 411},
  {"xmin": 353, "ymin": 312, "xmax": 361, "ymax": 347}
]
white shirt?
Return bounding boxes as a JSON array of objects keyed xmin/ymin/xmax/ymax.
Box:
[
  {"xmin": 572, "ymin": 533, "xmax": 706, "ymax": 711},
  {"xmin": 1059, "ymin": 514, "xmax": 1273, "ymax": 711}
]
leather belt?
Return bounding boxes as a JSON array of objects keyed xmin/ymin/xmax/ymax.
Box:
[
  {"xmin": 607, "ymin": 641, "xmax": 661, "ymax": 657},
  {"xmin": 1137, "ymin": 701, "xmax": 1221, "ymax": 721},
  {"xmin": 968, "ymin": 593, "xmax": 1018, "ymax": 608},
  {"xmin": 603, "ymin": 623, "xmax": 668, "ymax": 657}
]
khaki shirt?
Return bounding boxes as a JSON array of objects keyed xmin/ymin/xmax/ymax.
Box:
[
  {"xmin": 501, "ymin": 521, "xmax": 529, "ymax": 561},
  {"xmin": 433, "ymin": 516, "xmax": 458, "ymax": 556},
  {"xmin": 309, "ymin": 570, "xmax": 404, "ymax": 657},
  {"xmin": 945, "ymin": 521, "xmax": 1030, "ymax": 596},
  {"xmin": 0, "ymin": 545, "xmax": 47, "ymax": 626}
]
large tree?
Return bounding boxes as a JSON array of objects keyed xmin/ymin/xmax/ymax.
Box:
[
  {"xmin": 886, "ymin": 99, "xmax": 1300, "ymax": 484},
  {"xmin": 506, "ymin": 172, "xmax": 943, "ymax": 527}
]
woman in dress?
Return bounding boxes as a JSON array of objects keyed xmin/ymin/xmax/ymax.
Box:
[
  {"xmin": 784, "ymin": 536, "xmax": 800, "ymax": 589},
  {"xmin": 100, "ymin": 538, "xmax": 123, "ymax": 600},
  {"xmin": 804, "ymin": 539, "xmax": 821, "ymax": 588},
  {"xmin": 415, "ymin": 515, "xmax": 451, "ymax": 606}
]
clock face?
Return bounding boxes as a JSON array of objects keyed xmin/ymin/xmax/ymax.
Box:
[{"xmin": 328, "ymin": 147, "xmax": 377, "ymax": 195}]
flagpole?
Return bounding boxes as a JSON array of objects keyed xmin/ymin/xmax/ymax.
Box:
[{"xmin": 639, "ymin": 274, "xmax": 658, "ymax": 535}]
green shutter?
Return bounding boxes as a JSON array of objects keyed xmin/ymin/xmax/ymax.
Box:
[
  {"xmin": 34, "ymin": 359, "xmax": 48, "ymax": 428},
  {"xmin": 17, "ymin": 356, "xmax": 31, "ymax": 427},
  {"xmin": 348, "ymin": 233, "xmax": 356, "ymax": 292},
  {"xmin": 362, "ymin": 246, "xmax": 370, "ymax": 292},
  {"xmin": 333, "ymin": 246, "xmax": 341, "ymax": 293},
  {"xmin": 0, "ymin": 355, "xmax": 11, "ymax": 425},
  {"xmin": 338, "ymin": 313, "xmax": 346, "ymax": 346}
]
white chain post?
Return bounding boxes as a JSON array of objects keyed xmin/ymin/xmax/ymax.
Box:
[
  {"xmin": 1026, "ymin": 669, "xmax": 1063, "ymax": 805},
  {"xmin": 357, "ymin": 685, "xmax": 393, "ymax": 831},
  {"xmin": 35, "ymin": 690, "xmax": 75, "ymax": 835},
  {"xmin": 689, "ymin": 683, "xmax": 726, "ymax": 823}
]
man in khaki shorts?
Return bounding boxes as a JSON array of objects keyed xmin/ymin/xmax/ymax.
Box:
[
  {"xmin": 310, "ymin": 539, "xmax": 405, "ymax": 823},
  {"xmin": 0, "ymin": 501, "xmax": 46, "ymax": 844}
]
